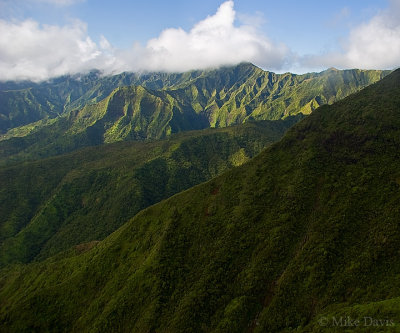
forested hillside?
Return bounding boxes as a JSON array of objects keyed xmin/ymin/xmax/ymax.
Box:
[
  {"xmin": 1, "ymin": 67, "xmax": 399, "ymax": 332},
  {"xmin": 0, "ymin": 64, "xmax": 388, "ymax": 164},
  {"xmin": 0, "ymin": 117, "xmax": 298, "ymax": 267}
]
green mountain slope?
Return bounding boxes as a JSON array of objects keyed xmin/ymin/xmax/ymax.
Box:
[
  {"xmin": 0, "ymin": 65, "xmax": 388, "ymax": 165},
  {"xmin": 1, "ymin": 68, "xmax": 399, "ymax": 332},
  {"xmin": 0, "ymin": 70, "xmax": 205, "ymax": 133},
  {"xmin": 0, "ymin": 85, "xmax": 211, "ymax": 165},
  {"xmin": 168, "ymin": 65, "xmax": 389, "ymax": 126},
  {"xmin": 0, "ymin": 64, "xmax": 388, "ymax": 135},
  {"xmin": 0, "ymin": 117, "xmax": 298, "ymax": 267}
]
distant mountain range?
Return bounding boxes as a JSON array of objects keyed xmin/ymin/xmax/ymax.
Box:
[
  {"xmin": 0, "ymin": 64, "xmax": 389, "ymax": 164},
  {"xmin": 1, "ymin": 67, "xmax": 399, "ymax": 332}
]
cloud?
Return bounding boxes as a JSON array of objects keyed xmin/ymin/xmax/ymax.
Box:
[
  {"xmin": 1, "ymin": 0, "xmax": 400, "ymax": 81},
  {"xmin": 237, "ymin": 11, "xmax": 266, "ymax": 29},
  {"xmin": 114, "ymin": 1, "xmax": 289, "ymax": 73},
  {"xmin": 302, "ymin": 0, "xmax": 400, "ymax": 70},
  {"xmin": 0, "ymin": 19, "xmax": 114, "ymax": 81},
  {"xmin": 0, "ymin": 0, "xmax": 289, "ymax": 81}
]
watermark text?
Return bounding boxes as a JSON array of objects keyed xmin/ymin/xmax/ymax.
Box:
[{"xmin": 318, "ymin": 316, "xmax": 395, "ymax": 328}]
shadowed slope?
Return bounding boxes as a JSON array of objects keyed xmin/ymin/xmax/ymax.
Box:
[
  {"xmin": 0, "ymin": 117, "xmax": 298, "ymax": 267},
  {"xmin": 0, "ymin": 70, "xmax": 400, "ymax": 332}
]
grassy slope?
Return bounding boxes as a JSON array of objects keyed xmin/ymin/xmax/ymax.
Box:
[
  {"xmin": 169, "ymin": 65, "xmax": 389, "ymax": 126},
  {"xmin": 0, "ymin": 65, "xmax": 388, "ymax": 165},
  {"xmin": 0, "ymin": 64, "xmax": 388, "ymax": 136},
  {"xmin": 0, "ymin": 70, "xmax": 204, "ymax": 133},
  {"xmin": 0, "ymin": 85, "xmax": 209, "ymax": 165},
  {"xmin": 0, "ymin": 117, "xmax": 298, "ymax": 267},
  {"xmin": 0, "ymin": 69, "xmax": 399, "ymax": 332}
]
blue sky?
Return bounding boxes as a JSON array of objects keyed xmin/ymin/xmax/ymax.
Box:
[{"xmin": 0, "ymin": 0, "xmax": 399, "ymax": 81}]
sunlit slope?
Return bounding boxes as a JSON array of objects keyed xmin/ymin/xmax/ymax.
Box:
[
  {"xmin": 0, "ymin": 64, "xmax": 387, "ymax": 164},
  {"xmin": 1, "ymin": 68, "xmax": 399, "ymax": 332}
]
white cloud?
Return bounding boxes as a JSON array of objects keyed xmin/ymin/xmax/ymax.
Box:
[
  {"xmin": 237, "ymin": 11, "xmax": 266, "ymax": 29},
  {"xmin": 302, "ymin": 0, "xmax": 400, "ymax": 70},
  {"xmin": 1, "ymin": 0, "xmax": 400, "ymax": 81},
  {"xmin": 124, "ymin": 1, "xmax": 288, "ymax": 71},
  {"xmin": 0, "ymin": 19, "xmax": 115, "ymax": 81},
  {"xmin": 0, "ymin": 0, "xmax": 289, "ymax": 81},
  {"xmin": 114, "ymin": 1, "xmax": 288, "ymax": 73}
]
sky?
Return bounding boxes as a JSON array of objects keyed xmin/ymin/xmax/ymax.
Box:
[{"xmin": 0, "ymin": 0, "xmax": 399, "ymax": 81}]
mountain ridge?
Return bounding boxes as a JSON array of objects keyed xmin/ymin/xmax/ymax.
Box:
[
  {"xmin": 0, "ymin": 117, "xmax": 300, "ymax": 266},
  {"xmin": 0, "ymin": 68, "xmax": 399, "ymax": 331},
  {"xmin": 0, "ymin": 63, "xmax": 389, "ymax": 134},
  {"xmin": 0, "ymin": 64, "xmax": 389, "ymax": 165}
]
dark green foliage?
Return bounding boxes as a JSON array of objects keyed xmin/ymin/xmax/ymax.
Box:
[
  {"xmin": 1, "ymin": 69, "xmax": 400, "ymax": 332},
  {"xmin": 0, "ymin": 117, "xmax": 297, "ymax": 267}
]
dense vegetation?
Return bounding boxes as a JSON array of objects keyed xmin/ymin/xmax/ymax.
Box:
[
  {"xmin": 0, "ymin": 70, "xmax": 204, "ymax": 133},
  {"xmin": 0, "ymin": 117, "xmax": 298, "ymax": 267},
  {"xmin": 0, "ymin": 64, "xmax": 388, "ymax": 164},
  {"xmin": 1, "ymin": 68, "xmax": 399, "ymax": 332}
]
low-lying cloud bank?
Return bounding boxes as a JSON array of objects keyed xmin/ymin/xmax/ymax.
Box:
[
  {"xmin": 0, "ymin": 1, "xmax": 289, "ymax": 81},
  {"xmin": 0, "ymin": 0, "xmax": 400, "ymax": 81},
  {"xmin": 0, "ymin": 19, "xmax": 108, "ymax": 81},
  {"xmin": 301, "ymin": 0, "xmax": 400, "ymax": 71}
]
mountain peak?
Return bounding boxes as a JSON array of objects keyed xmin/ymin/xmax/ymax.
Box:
[{"xmin": 1, "ymin": 65, "xmax": 399, "ymax": 332}]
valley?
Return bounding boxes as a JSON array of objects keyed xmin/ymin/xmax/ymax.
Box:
[{"xmin": 0, "ymin": 68, "xmax": 399, "ymax": 331}]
